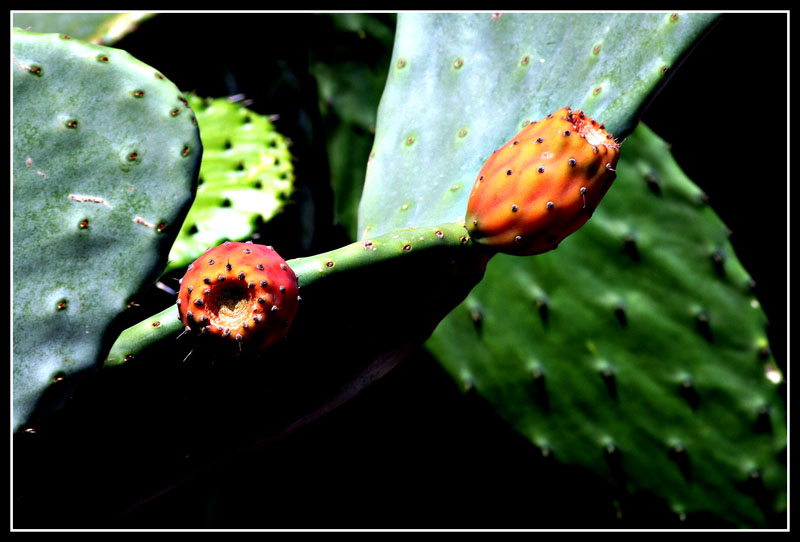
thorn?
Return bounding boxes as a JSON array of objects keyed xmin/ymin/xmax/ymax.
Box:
[{"xmin": 156, "ymin": 281, "xmax": 178, "ymax": 296}]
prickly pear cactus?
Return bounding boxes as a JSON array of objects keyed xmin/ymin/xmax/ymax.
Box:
[
  {"xmin": 353, "ymin": 12, "xmax": 783, "ymax": 526},
  {"xmin": 359, "ymin": 12, "xmax": 717, "ymax": 239},
  {"xmin": 165, "ymin": 95, "xmax": 294, "ymax": 272},
  {"xmin": 427, "ymin": 124, "xmax": 786, "ymax": 526},
  {"xmin": 104, "ymin": 221, "xmax": 483, "ymax": 366},
  {"xmin": 12, "ymin": 29, "xmax": 201, "ymax": 431}
]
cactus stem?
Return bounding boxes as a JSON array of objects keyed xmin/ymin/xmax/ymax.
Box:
[{"xmin": 106, "ymin": 223, "xmax": 479, "ymax": 366}]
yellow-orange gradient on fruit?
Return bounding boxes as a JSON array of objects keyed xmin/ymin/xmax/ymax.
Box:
[
  {"xmin": 466, "ymin": 107, "xmax": 620, "ymax": 255},
  {"xmin": 177, "ymin": 241, "xmax": 299, "ymax": 358}
]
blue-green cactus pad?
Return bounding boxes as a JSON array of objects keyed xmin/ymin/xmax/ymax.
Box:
[
  {"xmin": 359, "ymin": 12, "xmax": 718, "ymax": 239},
  {"xmin": 12, "ymin": 29, "xmax": 201, "ymax": 431}
]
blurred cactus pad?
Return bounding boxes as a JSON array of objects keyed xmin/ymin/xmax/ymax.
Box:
[{"xmin": 165, "ymin": 95, "xmax": 295, "ymax": 272}]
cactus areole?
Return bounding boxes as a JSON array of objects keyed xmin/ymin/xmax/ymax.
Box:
[
  {"xmin": 466, "ymin": 107, "xmax": 620, "ymax": 255},
  {"xmin": 177, "ymin": 241, "xmax": 299, "ymax": 358}
]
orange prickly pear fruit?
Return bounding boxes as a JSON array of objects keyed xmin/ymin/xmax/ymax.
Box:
[
  {"xmin": 177, "ymin": 241, "xmax": 300, "ymax": 358},
  {"xmin": 466, "ymin": 106, "xmax": 620, "ymax": 255}
]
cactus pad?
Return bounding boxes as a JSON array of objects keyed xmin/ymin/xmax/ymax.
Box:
[
  {"xmin": 166, "ymin": 95, "xmax": 295, "ymax": 272},
  {"xmin": 426, "ymin": 124, "xmax": 786, "ymax": 527},
  {"xmin": 359, "ymin": 12, "xmax": 717, "ymax": 239},
  {"xmin": 12, "ymin": 29, "xmax": 201, "ymax": 430}
]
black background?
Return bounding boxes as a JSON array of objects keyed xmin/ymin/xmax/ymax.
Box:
[{"xmin": 13, "ymin": 12, "xmax": 788, "ymax": 529}]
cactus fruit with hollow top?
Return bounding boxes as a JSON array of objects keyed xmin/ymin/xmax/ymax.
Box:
[{"xmin": 177, "ymin": 241, "xmax": 299, "ymax": 358}]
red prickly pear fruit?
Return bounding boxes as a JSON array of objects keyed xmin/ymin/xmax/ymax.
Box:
[
  {"xmin": 177, "ymin": 241, "xmax": 299, "ymax": 358},
  {"xmin": 466, "ymin": 106, "xmax": 620, "ymax": 256}
]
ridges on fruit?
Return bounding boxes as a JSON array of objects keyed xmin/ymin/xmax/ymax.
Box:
[
  {"xmin": 177, "ymin": 241, "xmax": 299, "ymax": 358},
  {"xmin": 466, "ymin": 106, "xmax": 620, "ymax": 255}
]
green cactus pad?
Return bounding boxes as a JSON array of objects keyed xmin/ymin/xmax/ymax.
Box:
[
  {"xmin": 165, "ymin": 95, "xmax": 295, "ymax": 272},
  {"xmin": 426, "ymin": 124, "xmax": 786, "ymax": 527},
  {"xmin": 359, "ymin": 12, "xmax": 718, "ymax": 239},
  {"xmin": 12, "ymin": 29, "xmax": 201, "ymax": 431}
]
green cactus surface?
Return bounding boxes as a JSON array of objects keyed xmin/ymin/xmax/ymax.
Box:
[
  {"xmin": 164, "ymin": 95, "xmax": 295, "ymax": 273},
  {"xmin": 12, "ymin": 29, "xmax": 202, "ymax": 431},
  {"xmin": 12, "ymin": 12, "xmax": 154, "ymax": 45},
  {"xmin": 426, "ymin": 124, "xmax": 786, "ymax": 527},
  {"xmin": 359, "ymin": 12, "xmax": 718, "ymax": 239}
]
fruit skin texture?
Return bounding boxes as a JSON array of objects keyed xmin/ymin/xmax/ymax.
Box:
[
  {"xmin": 177, "ymin": 241, "xmax": 299, "ymax": 358},
  {"xmin": 466, "ymin": 107, "xmax": 620, "ymax": 256}
]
